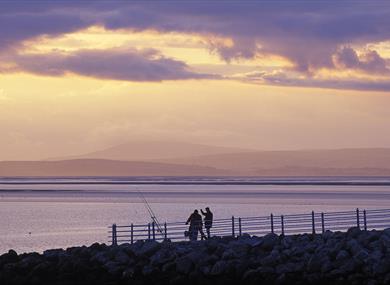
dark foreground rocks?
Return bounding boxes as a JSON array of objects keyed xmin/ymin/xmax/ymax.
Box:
[{"xmin": 1, "ymin": 228, "xmax": 390, "ymax": 285}]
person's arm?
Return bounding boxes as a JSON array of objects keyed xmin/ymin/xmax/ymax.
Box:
[
  {"xmin": 186, "ymin": 214, "xmax": 192, "ymax": 224},
  {"xmin": 201, "ymin": 209, "xmax": 206, "ymax": 215}
]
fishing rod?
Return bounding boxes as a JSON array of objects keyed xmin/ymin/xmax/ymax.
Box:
[{"xmin": 137, "ymin": 189, "xmax": 164, "ymax": 237}]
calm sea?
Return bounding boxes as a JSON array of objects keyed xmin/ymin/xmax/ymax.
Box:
[{"xmin": 1, "ymin": 176, "xmax": 390, "ymax": 254}]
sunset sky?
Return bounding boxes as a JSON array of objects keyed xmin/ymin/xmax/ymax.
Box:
[{"xmin": 1, "ymin": 1, "xmax": 390, "ymax": 160}]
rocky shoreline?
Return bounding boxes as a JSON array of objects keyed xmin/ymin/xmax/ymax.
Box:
[{"xmin": 1, "ymin": 228, "xmax": 390, "ymax": 285}]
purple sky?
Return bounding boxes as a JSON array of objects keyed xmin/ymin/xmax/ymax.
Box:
[{"xmin": 0, "ymin": 1, "xmax": 389, "ymax": 90}]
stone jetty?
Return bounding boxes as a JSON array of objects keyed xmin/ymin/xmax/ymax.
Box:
[{"xmin": 1, "ymin": 228, "xmax": 390, "ymax": 285}]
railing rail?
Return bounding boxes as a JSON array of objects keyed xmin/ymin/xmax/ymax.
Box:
[{"xmin": 109, "ymin": 208, "xmax": 390, "ymax": 245}]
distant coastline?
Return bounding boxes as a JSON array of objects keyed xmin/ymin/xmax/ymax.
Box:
[{"xmin": 2, "ymin": 147, "xmax": 390, "ymax": 177}]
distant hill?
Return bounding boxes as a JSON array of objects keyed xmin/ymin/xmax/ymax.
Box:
[
  {"xmin": 0, "ymin": 159, "xmax": 230, "ymax": 177},
  {"xmin": 157, "ymin": 148, "xmax": 390, "ymax": 176},
  {"xmin": 48, "ymin": 141, "xmax": 255, "ymax": 161},
  {"xmin": 4, "ymin": 148, "xmax": 390, "ymax": 177}
]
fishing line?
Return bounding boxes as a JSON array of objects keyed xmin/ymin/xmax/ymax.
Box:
[{"xmin": 136, "ymin": 187, "xmax": 164, "ymax": 237}]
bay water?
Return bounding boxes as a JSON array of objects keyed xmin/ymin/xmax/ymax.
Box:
[{"xmin": 1, "ymin": 176, "xmax": 389, "ymax": 253}]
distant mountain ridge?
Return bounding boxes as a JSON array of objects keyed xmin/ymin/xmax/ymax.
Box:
[
  {"xmin": 3, "ymin": 143, "xmax": 390, "ymax": 176},
  {"xmin": 47, "ymin": 141, "xmax": 255, "ymax": 161},
  {"xmin": 158, "ymin": 148, "xmax": 390, "ymax": 175},
  {"xmin": 0, "ymin": 159, "xmax": 229, "ymax": 177}
]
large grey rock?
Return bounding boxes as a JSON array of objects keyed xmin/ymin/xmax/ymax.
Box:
[
  {"xmin": 321, "ymin": 260, "xmax": 334, "ymax": 274},
  {"xmin": 354, "ymin": 249, "xmax": 369, "ymax": 261},
  {"xmin": 339, "ymin": 259, "xmax": 357, "ymax": 274},
  {"xmin": 347, "ymin": 239, "xmax": 362, "ymax": 256},
  {"xmin": 138, "ymin": 240, "xmax": 161, "ymax": 257},
  {"xmin": 260, "ymin": 249, "xmax": 281, "ymax": 266},
  {"xmin": 90, "ymin": 251, "xmax": 110, "ymax": 264},
  {"xmin": 150, "ymin": 249, "xmax": 175, "ymax": 266},
  {"xmin": 122, "ymin": 268, "xmax": 135, "ymax": 279},
  {"xmin": 104, "ymin": 261, "xmax": 123, "ymax": 276},
  {"xmin": 383, "ymin": 228, "xmax": 390, "ymax": 237},
  {"xmin": 262, "ymin": 233, "xmax": 279, "ymax": 250},
  {"xmin": 0, "ymin": 250, "xmax": 19, "ymax": 265},
  {"xmin": 161, "ymin": 261, "xmax": 176, "ymax": 273},
  {"xmin": 142, "ymin": 264, "xmax": 158, "ymax": 276},
  {"xmin": 175, "ymin": 256, "xmax": 193, "ymax": 274},
  {"xmin": 380, "ymin": 234, "xmax": 390, "ymax": 248},
  {"xmin": 276, "ymin": 262, "xmax": 302, "ymax": 275},
  {"xmin": 210, "ymin": 260, "xmax": 228, "ymax": 275},
  {"xmin": 307, "ymin": 254, "xmax": 326, "ymax": 272},
  {"xmin": 43, "ymin": 249, "xmax": 63, "ymax": 261},
  {"xmin": 347, "ymin": 227, "xmax": 362, "ymax": 239},
  {"xmin": 281, "ymin": 236, "xmax": 293, "ymax": 249},
  {"xmin": 199, "ymin": 265, "xmax": 211, "ymax": 275},
  {"xmin": 242, "ymin": 268, "xmax": 260, "ymax": 281},
  {"xmin": 244, "ymin": 237, "xmax": 263, "ymax": 248},
  {"xmin": 372, "ymin": 259, "xmax": 390, "ymax": 276},
  {"xmin": 221, "ymin": 249, "xmax": 236, "ymax": 260},
  {"xmin": 114, "ymin": 251, "xmax": 131, "ymax": 264},
  {"xmin": 184, "ymin": 249, "xmax": 206, "ymax": 264},
  {"xmin": 336, "ymin": 250, "xmax": 350, "ymax": 261}
]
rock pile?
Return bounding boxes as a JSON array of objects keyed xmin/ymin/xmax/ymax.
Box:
[{"xmin": 1, "ymin": 228, "xmax": 390, "ymax": 284}]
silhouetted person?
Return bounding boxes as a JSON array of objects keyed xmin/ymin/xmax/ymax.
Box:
[
  {"xmin": 201, "ymin": 207, "xmax": 213, "ymax": 238},
  {"xmin": 186, "ymin": 210, "xmax": 206, "ymax": 241}
]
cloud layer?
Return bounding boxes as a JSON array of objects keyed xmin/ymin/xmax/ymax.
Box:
[
  {"xmin": 0, "ymin": 1, "xmax": 390, "ymax": 90},
  {"xmin": 1, "ymin": 48, "xmax": 215, "ymax": 81}
]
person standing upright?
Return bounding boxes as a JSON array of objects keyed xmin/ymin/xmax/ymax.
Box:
[
  {"xmin": 186, "ymin": 210, "xmax": 206, "ymax": 241},
  {"xmin": 201, "ymin": 207, "xmax": 213, "ymax": 239}
]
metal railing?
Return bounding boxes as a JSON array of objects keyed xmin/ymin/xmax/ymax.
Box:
[{"xmin": 108, "ymin": 208, "xmax": 390, "ymax": 245}]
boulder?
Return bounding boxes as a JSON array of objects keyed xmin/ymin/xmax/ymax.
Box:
[
  {"xmin": 306, "ymin": 255, "xmax": 326, "ymax": 273},
  {"xmin": 138, "ymin": 240, "xmax": 161, "ymax": 257},
  {"xmin": 336, "ymin": 250, "xmax": 350, "ymax": 262},
  {"xmin": 260, "ymin": 249, "xmax": 281, "ymax": 267},
  {"xmin": 210, "ymin": 260, "xmax": 228, "ymax": 275},
  {"xmin": 347, "ymin": 239, "xmax": 362, "ymax": 256},
  {"xmin": 262, "ymin": 233, "xmax": 279, "ymax": 250},
  {"xmin": 347, "ymin": 227, "xmax": 362, "ymax": 239},
  {"xmin": 383, "ymin": 228, "xmax": 390, "ymax": 237},
  {"xmin": 104, "ymin": 261, "xmax": 124, "ymax": 276},
  {"xmin": 175, "ymin": 256, "xmax": 193, "ymax": 275},
  {"xmin": 114, "ymin": 251, "xmax": 131, "ymax": 264},
  {"xmin": 162, "ymin": 261, "xmax": 176, "ymax": 273},
  {"xmin": 1, "ymin": 227, "xmax": 390, "ymax": 284},
  {"xmin": 0, "ymin": 250, "xmax": 19, "ymax": 265}
]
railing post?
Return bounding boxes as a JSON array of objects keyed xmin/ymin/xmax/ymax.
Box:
[
  {"xmin": 232, "ymin": 216, "xmax": 235, "ymax": 237},
  {"xmin": 164, "ymin": 222, "xmax": 167, "ymax": 240},
  {"xmin": 148, "ymin": 223, "xmax": 151, "ymax": 240},
  {"xmin": 311, "ymin": 211, "xmax": 316, "ymax": 234},
  {"xmin": 112, "ymin": 224, "xmax": 117, "ymax": 246},
  {"xmin": 131, "ymin": 223, "xmax": 134, "ymax": 244},
  {"xmin": 238, "ymin": 218, "xmax": 242, "ymax": 236},
  {"xmin": 321, "ymin": 213, "xmax": 325, "ymax": 234},
  {"xmin": 363, "ymin": 209, "xmax": 367, "ymax": 231},
  {"xmin": 281, "ymin": 215, "xmax": 284, "ymax": 235},
  {"xmin": 270, "ymin": 213, "xmax": 274, "ymax": 234},
  {"xmin": 152, "ymin": 221, "xmax": 156, "ymax": 240},
  {"xmin": 356, "ymin": 208, "xmax": 360, "ymax": 229}
]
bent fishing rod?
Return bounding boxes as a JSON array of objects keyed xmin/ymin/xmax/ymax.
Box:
[{"xmin": 137, "ymin": 189, "xmax": 165, "ymax": 237}]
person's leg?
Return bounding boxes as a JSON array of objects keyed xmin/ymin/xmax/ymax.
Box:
[
  {"xmin": 206, "ymin": 227, "xmax": 210, "ymax": 238},
  {"xmin": 201, "ymin": 228, "xmax": 207, "ymax": 240},
  {"xmin": 189, "ymin": 226, "xmax": 195, "ymax": 241},
  {"xmin": 194, "ymin": 227, "xmax": 199, "ymax": 241}
]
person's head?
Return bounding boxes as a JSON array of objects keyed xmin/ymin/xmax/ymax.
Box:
[
  {"xmin": 206, "ymin": 207, "xmax": 210, "ymax": 212},
  {"xmin": 194, "ymin": 210, "xmax": 198, "ymax": 214}
]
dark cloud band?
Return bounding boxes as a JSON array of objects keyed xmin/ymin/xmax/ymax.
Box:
[
  {"xmin": 0, "ymin": 1, "xmax": 389, "ymax": 90},
  {"xmin": 1, "ymin": 48, "xmax": 217, "ymax": 81}
]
